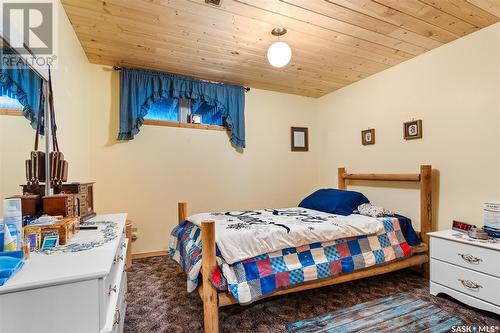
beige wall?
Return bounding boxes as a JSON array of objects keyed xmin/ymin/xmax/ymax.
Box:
[
  {"xmin": 0, "ymin": 113, "xmax": 35, "ymax": 213},
  {"xmin": 0, "ymin": 0, "xmax": 92, "ymax": 214},
  {"xmin": 316, "ymin": 22, "xmax": 500, "ymax": 232},
  {"xmin": 88, "ymin": 65, "xmax": 319, "ymax": 253}
]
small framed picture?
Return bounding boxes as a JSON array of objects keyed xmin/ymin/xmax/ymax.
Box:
[
  {"xmin": 188, "ymin": 114, "xmax": 202, "ymax": 124},
  {"xmin": 291, "ymin": 127, "xmax": 308, "ymax": 152},
  {"xmin": 404, "ymin": 120, "xmax": 422, "ymax": 140},
  {"xmin": 361, "ymin": 129, "xmax": 375, "ymax": 145},
  {"xmin": 41, "ymin": 235, "xmax": 59, "ymax": 250}
]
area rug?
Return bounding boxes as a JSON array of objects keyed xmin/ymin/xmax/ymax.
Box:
[{"xmin": 287, "ymin": 292, "xmax": 464, "ymax": 333}]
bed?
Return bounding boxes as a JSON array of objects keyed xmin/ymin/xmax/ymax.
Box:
[{"xmin": 170, "ymin": 165, "xmax": 432, "ymax": 333}]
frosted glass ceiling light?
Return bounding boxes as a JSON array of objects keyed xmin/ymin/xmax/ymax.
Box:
[{"xmin": 267, "ymin": 27, "xmax": 292, "ymax": 68}]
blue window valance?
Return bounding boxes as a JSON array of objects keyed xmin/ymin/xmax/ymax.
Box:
[
  {"xmin": 118, "ymin": 67, "xmax": 246, "ymax": 148},
  {"xmin": 0, "ymin": 48, "xmax": 44, "ymax": 129}
]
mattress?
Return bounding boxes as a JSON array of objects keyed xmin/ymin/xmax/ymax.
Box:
[
  {"xmin": 187, "ymin": 207, "xmax": 384, "ymax": 264},
  {"xmin": 169, "ymin": 208, "xmax": 412, "ymax": 304}
]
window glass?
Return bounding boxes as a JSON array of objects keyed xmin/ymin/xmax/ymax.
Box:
[
  {"xmin": 145, "ymin": 97, "xmax": 224, "ymax": 126},
  {"xmin": 191, "ymin": 100, "xmax": 224, "ymax": 126},
  {"xmin": 145, "ymin": 98, "xmax": 179, "ymax": 122},
  {"xmin": 0, "ymin": 94, "xmax": 23, "ymax": 109}
]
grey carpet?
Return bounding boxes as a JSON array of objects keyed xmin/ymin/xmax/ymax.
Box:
[{"xmin": 125, "ymin": 256, "xmax": 499, "ymax": 333}]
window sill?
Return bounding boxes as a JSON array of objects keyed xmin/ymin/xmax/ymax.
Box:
[
  {"xmin": 143, "ymin": 119, "xmax": 226, "ymax": 131},
  {"xmin": 0, "ymin": 109, "xmax": 23, "ymax": 116}
]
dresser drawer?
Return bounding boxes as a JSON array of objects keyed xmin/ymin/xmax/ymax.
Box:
[
  {"xmin": 102, "ymin": 271, "xmax": 127, "ymax": 333},
  {"xmin": 111, "ymin": 297, "xmax": 127, "ymax": 333},
  {"xmin": 100, "ymin": 235, "xmax": 128, "ymax": 329},
  {"xmin": 79, "ymin": 184, "xmax": 88, "ymax": 194},
  {"xmin": 105, "ymin": 235, "xmax": 127, "ymax": 291},
  {"xmin": 431, "ymin": 259, "xmax": 500, "ymax": 305},
  {"xmin": 117, "ymin": 273, "xmax": 127, "ymax": 333},
  {"xmin": 431, "ymin": 237, "xmax": 499, "ymax": 277},
  {"xmin": 80, "ymin": 201, "xmax": 88, "ymax": 215}
]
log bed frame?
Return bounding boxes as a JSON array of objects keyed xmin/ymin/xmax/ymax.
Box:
[{"xmin": 178, "ymin": 165, "xmax": 432, "ymax": 333}]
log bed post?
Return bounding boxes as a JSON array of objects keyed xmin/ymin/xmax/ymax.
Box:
[
  {"xmin": 419, "ymin": 165, "xmax": 432, "ymax": 245},
  {"xmin": 338, "ymin": 167, "xmax": 347, "ymax": 190},
  {"xmin": 201, "ymin": 220, "xmax": 219, "ymax": 333},
  {"xmin": 420, "ymin": 165, "xmax": 432, "ymax": 276},
  {"xmin": 178, "ymin": 202, "xmax": 187, "ymax": 224},
  {"xmin": 177, "ymin": 203, "xmax": 188, "ymax": 273}
]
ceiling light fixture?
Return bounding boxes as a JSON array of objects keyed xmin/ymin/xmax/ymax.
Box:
[{"xmin": 267, "ymin": 27, "xmax": 292, "ymax": 68}]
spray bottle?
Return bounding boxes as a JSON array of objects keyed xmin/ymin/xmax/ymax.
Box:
[{"xmin": 3, "ymin": 198, "xmax": 22, "ymax": 250}]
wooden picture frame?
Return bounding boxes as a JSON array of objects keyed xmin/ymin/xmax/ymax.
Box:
[
  {"xmin": 187, "ymin": 114, "xmax": 202, "ymax": 124},
  {"xmin": 361, "ymin": 129, "xmax": 375, "ymax": 145},
  {"xmin": 291, "ymin": 127, "xmax": 308, "ymax": 152},
  {"xmin": 404, "ymin": 120, "xmax": 422, "ymax": 140}
]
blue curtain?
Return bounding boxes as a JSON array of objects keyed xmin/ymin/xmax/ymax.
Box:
[
  {"xmin": 0, "ymin": 48, "xmax": 43, "ymax": 130},
  {"xmin": 118, "ymin": 67, "xmax": 246, "ymax": 148}
]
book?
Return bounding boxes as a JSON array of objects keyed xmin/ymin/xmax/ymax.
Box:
[{"xmin": 484, "ymin": 202, "xmax": 500, "ymax": 230}]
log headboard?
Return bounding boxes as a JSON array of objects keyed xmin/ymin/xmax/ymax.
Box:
[{"xmin": 337, "ymin": 165, "xmax": 432, "ymax": 244}]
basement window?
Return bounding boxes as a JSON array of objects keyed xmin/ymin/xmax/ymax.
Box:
[{"xmin": 143, "ymin": 98, "xmax": 226, "ymax": 131}]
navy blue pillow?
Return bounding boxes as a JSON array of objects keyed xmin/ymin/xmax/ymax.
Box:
[{"xmin": 298, "ymin": 189, "xmax": 369, "ymax": 216}]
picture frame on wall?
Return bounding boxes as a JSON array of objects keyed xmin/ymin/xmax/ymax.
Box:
[
  {"xmin": 187, "ymin": 114, "xmax": 202, "ymax": 124},
  {"xmin": 361, "ymin": 129, "xmax": 375, "ymax": 145},
  {"xmin": 291, "ymin": 127, "xmax": 308, "ymax": 152},
  {"xmin": 404, "ymin": 119, "xmax": 422, "ymax": 140}
]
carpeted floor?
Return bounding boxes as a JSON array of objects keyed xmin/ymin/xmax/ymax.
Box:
[{"xmin": 125, "ymin": 256, "xmax": 499, "ymax": 333}]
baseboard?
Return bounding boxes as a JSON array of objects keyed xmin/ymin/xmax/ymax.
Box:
[{"xmin": 131, "ymin": 250, "xmax": 169, "ymax": 259}]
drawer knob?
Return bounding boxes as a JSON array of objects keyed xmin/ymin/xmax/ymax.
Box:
[
  {"xmin": 113, "ymin": 256, "xmax": 118, "ymax": 264},
  {"xmin": 458, "ymin": 253, "xmax": 482, "ymax": 264},
  {"xmin": 108, "ymin": 284, "xmax": 117, "ymax": 295},
  {"xmin": 458, "ymin": 278, "xmax": 482, "ymax": 290},
  {"xmin": 113, "ymin": 307, "xmax": 121, "ymax": 326},
  {"xmin": 118, "ymin": 254, "xmax": 124, "ymax": 262},
  {"xmin": 121, "ymin": 242, "xmax": 126, "ymax": 249}
]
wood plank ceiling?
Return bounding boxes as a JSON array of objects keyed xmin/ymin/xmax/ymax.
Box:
[{"xmin": 61, "ymin": 0, "xmax": 500, "ymax": 97}]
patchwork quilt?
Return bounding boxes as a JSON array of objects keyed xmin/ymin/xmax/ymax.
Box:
[{"xmin": 170, "ymin": 216, "xmax": 411, "ymax": 304}]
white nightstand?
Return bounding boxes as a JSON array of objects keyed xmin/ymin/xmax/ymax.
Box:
[{"xmin": 429, "ymin": 230, "xmax": 500, "ymax": 315}]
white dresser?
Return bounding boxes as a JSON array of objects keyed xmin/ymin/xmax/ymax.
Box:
[
  {"xmin": 429, "ymin": 230, "xmax": 500, "ymax": 315},
  {"xmin": 0, "ymin": 213, "xmax": 128, "ymax": 333}
]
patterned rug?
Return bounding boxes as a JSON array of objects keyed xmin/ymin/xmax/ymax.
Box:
[
  {"xmin": 125, "ymin": 256, "xmax": 500, "ymax": 333},
  {"xmin": 287, "ymin": 292, "xmax": 463, "ymax": 332}
]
